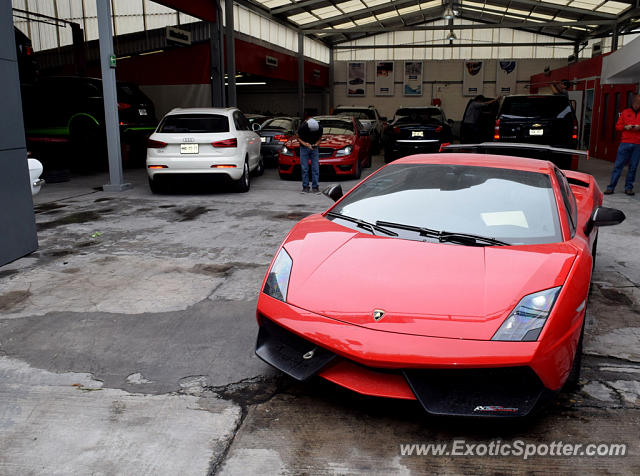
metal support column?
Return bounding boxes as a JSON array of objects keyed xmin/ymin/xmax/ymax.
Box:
[
  {"xmin": 298, "ymin": 31, "xmax": 305, "ymax": 119},
  {"xmin": 225, "ymin": 0, "xmax": 236, "ymax": 107},
  {"xmin": 328, "ymin": 45, "xmax": 334, "ymax": 114},
  {"xmin": 97, "ymin": 0, "xmax": 129, "ymax": 191},
  {"xmin": 612, "ymin": 22, "xmax": 619, "ymax": 51},
  {"xmin": 209, "ymin": 0, "xmax": 225, "ymax": 107}
]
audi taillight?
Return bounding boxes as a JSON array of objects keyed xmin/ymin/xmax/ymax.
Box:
[
  {"xmin": 494, "ymin": 119, "xmax": 501, "ymax": 140},
  {"xmin": 273, "ymin": 134, "xmax": 289, "ymax": 142},
  {"xmin": 212, "ymin": 138, "xmax": 237, "ymax": 148},
  {"xmin": 147, "ymin": 139, "xmax": 167, "ymax": 148},
  {"xmin": 118, "ymin": 102, "xmax": 132, "ymax": 110},
  {"xmin": 393, "ymin": 126, "xmax": 401, "ymax": 135},
  {"xmin": 435, "ymin": 126, "xmax": 443, "ymax": 133}
]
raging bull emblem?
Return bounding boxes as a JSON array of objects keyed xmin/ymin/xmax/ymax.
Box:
[{"xmin": 373, "ymin": 309, "xmax": 386, "ymax": 321}]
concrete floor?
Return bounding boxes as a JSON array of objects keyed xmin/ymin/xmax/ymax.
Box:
[{"xmin": 0, "ymin": 155, "xmax": 639, "ymax": 475}]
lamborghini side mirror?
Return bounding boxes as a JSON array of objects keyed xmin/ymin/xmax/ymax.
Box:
[
  {"xmin": 322, "ymin": 184, "xmax": 343, "ymax": 202},
  {"xmin": 585, "ymin": 206, "xmax": 625, "ymax": 235}
]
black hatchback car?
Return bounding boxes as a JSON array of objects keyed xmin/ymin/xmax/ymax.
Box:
[
  {"xmin": 258, "ymin": 117, "xmax": 299, "ymax": 165},
  {"xmin": 383, "ymin": 106, "xmax": 453, "ymax": 163},
  {"xmin": 495, "ymin": 95, "xmax": 578, "ymax": 149}
]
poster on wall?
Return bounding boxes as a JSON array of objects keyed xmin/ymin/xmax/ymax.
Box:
[
  {"xmin": 375, "ymin": 61, "xmax": 394, "ymax": 96},
  {"xmin": 347, "ymin": 62, "xmax": 366, "ymax": 96},
  {"xmin": 496, "ymin": 60, "xmax": 518, "ymax": 95},
  {"xmin": 462, "ymin": 60, "xmax": 484, "ymax": 96},
  {"xmin": 403, "ymin": 61, "xmax": 423, "ymax": 96}
]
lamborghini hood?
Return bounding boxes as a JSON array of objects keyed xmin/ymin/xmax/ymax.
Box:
[{"xmin": 283, "ymin": 215, "xmax": 577, "ymax": 340}]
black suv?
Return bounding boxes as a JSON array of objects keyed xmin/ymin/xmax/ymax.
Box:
[
  {"xmin": 383, "ymin": 106, "xmax": 452, "ymax": 162},
  {"xmin": 495, "ymin": 95, "xmax": 578, "ymax": 149}
]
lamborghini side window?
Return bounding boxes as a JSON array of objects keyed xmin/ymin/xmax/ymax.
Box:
[{"xmin": 554, "ymin": 169, "xmax": 577, "ymax": 236}]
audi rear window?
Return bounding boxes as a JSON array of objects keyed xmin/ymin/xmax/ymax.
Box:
[
  {"xmin": 500, "ymin": 97, "xmax": 572, "ymax": 119},
  {"xmin": 158, "ymin": 114, "xmax": 229, "ymax": 133}
]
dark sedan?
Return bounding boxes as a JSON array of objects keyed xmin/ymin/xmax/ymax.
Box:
[
  {"xmin": 258, "ymin": 117, "xmax": 300, "ymax": 165},
  {"xmin": 383, "ymin": 107, "xmax": 453, "ymax": 163}
]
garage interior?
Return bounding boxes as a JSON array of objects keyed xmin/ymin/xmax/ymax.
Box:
[{"xmin": 2, "ymin": 0, "xmax": 640, "ymax": 474}]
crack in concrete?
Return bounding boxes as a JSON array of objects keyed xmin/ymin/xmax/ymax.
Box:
[{"xmin": 201, "ymin": 375, "xmax": 287, "ymax": 475}]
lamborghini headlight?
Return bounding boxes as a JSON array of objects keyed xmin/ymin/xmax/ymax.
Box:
[
  {"xmin": 263, "ymin": 248, "xmax": 293, "ymax": 302},
  {"xmin": 492, "ymin": 287, "xmax": 561, "ymax": 342}
]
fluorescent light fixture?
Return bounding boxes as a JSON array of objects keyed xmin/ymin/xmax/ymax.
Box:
[
  {"xmin": 443, "ymin": 6, "xmax": 454, "ymax": 20},
  {"xmin": 139, "ymin": 50, "xmax": 163, "ymax": 56}
]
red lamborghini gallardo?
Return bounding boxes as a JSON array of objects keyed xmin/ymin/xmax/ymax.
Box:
[{"xmin": 255, "ymin": 152, "xmax": 625, "ymax": 417}]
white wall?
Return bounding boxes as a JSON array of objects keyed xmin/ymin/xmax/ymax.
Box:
[{"xmin": 333, "ymin": 58, "xmax": 568, "ymax": 121}]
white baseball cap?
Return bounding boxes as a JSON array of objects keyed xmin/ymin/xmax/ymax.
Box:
[{"xmin": 307, "ymin": 118, "xmax": 319, "ymax": 131}]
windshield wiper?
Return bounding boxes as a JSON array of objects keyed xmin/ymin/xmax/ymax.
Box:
[
  {"xmin": 376, "ymin": 220, "xmax": 440, "ymax": 238},
  {"xmin": 439, "ymin": 231, "xmax": 509, "ymax": 247},
  {"xmin": 327, "ymin": 212, "xmax": 398, "ymax": 236},
  {"xmin": 375, "ymin": 220, "xmax": 509, "ymax": 246}
]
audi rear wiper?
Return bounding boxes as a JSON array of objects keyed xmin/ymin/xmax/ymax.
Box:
[{"xmin": 327, "ymin": 212, "xmax": 398, "ymax": 236}]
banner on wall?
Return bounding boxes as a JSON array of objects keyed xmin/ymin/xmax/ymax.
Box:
[
  {"xmin": 496, "ymin": 60, "xmax": 518, "ymax": 95},
  {"xmin": 403, "ymin": 61, "xmax": 422, "ymax": 96},
  {"xmin": 375, "ymin": 61, "xmax": 394, "ymax": 96},
  {"xmin": 462, "ymin": 60, "xmax": 484, "ymax": 96},
  {"xmin": 347, "ymin": 62, "xmax": 366, "ymax": 97}
]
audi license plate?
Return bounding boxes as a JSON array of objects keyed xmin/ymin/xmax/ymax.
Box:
[
  {"xmin": 412, "ymin": 131, "xmax": 424, "ymax": 138},
  {"xmin": 261, "ymin": 137, "xmax": 268, "ymax": 143},
  {"xmin": 139, "ymin": 108, "xmax": 148, "ymax": 116},
  {"xmin": 180, "ymin": 144, "xmax": 199, "ymax": 154},
  {"xmin": 529, "ymin": 129, "xmax": 544, "ymax": 136}
]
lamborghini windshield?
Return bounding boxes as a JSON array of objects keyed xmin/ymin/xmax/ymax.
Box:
[{"xmin": 330, "ymin": 164, "xmax": 563, "ymax": 245}]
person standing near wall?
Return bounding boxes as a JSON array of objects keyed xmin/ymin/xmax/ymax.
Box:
[
  {"xmin": 605, "ymin": 93, "xmax": 640, "ymax": 196},
  {"xmin": 462, "ymin": 95, "xmax": 501, "ymax": 143},
  {"xmin": 296, "ymin": 111, "xmax": 324, "ymax": 193}
]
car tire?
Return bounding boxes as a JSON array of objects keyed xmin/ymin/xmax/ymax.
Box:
[
  {"xmin": 365, "ymin": 150, "xmax": 372, "ymax": 168},
  {"xmin": 234, "ymin": 159, "xmax": 251, "ymax": 193},
  {"xmin": 148, "ymin": 177, "xmax": 162, "ymax": 194},
  {"xmin": 384, "ymin": 147, "xmax": 395, "ymax": 163},
  {"xmin": 253, "ymin": 156, "xmax": 265, "ymax": 177},
  {"xmin": 69, "ymin": 117, "xmax": 106, "ymax": 170},
  {"xmin": 564, "ymin": 321, "xmax": 584, "ymax": 391},
  {"xmin": 352, "ymin": 158, "xmax": 362, "ymax": 179}
]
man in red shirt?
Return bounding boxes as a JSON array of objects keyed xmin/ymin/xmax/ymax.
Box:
[{"xmin": 605, "ymin": 93, "xmax": 640, "ymax": 196}]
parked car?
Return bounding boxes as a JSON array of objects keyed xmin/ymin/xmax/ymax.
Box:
[
  {"xmin": 146, "ymin": 107, "xmax": 263, "ymax": 193},
  {"xmin": 27, "ymin": 152, "xmax": 44, "ymax": 196},
  {"xmin": 21, "ymin": 76, "xmax": 157, "ymax": 167},
  {"xmin": 258, "ymin": 117, "xmax": 300, "ymax": 166},
  {"xmin": 495, "ymin": 95, "xmax": 578, "ymax": 149},
  {"xmin": 332, "ymin": 105, "xmax": 384, "ymax": 153},
  {"xmin": 245, "ymin": 114, "xmax": 269, "ymax": 126},
  {"xmin": 256, "ymin": 152, "xmax": 625, "ymax": 417},
  {"xmin": 460, "ymin": 96, "xmax": 500, "ymax": 143},
  {"xmin": 278, "ymin": 116, "xmax": 371, "ymax": 180},
  {"xmin": 383, "ymin": 106, "xmax": 453, "ymax": 163}
]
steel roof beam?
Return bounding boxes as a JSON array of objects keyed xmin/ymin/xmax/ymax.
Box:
[{"xmin": 305, "ymin": 18, "xmax": 613, "ymax": 34}]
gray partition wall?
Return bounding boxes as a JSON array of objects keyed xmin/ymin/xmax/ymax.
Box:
[{"xmin": 0, "ymin": 0, "xmax": 38, "ymax": 267}]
